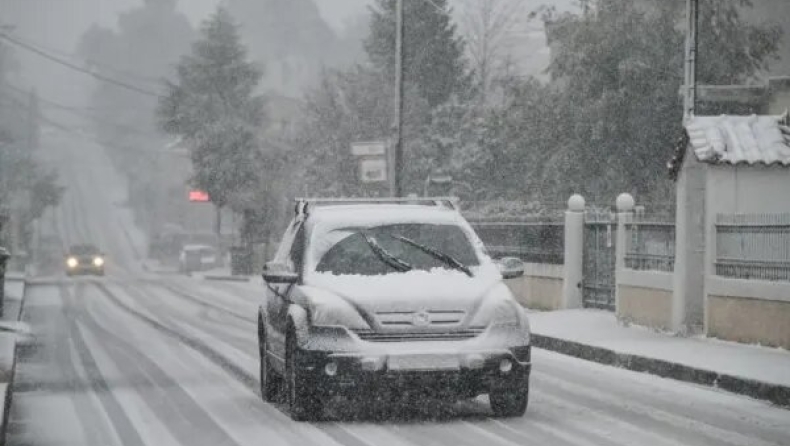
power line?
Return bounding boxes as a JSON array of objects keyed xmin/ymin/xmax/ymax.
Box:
[
  {"xmin": 6, "ymin": 32, "xmax": 162, "ymax": 87},
  {"xmin": 0, "ymin": 32, "xmax": 164, "ymax": 99},
  {"xmin": 1, "ymin": 84, "xmax": 157, "ymax": 139}
]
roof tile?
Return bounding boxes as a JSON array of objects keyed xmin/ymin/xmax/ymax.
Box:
[{"xmin": 685, "ymin": 114, "xmax": 790, "ymax": 166}]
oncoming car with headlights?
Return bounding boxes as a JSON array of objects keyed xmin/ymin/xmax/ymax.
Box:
[
  {"xmin": 258, "ymin": 197, "xmax": 531, "ymax": 421},
  {"xmin": 65, "ymin": 244, "xmax": 105, "ymax": 276}
]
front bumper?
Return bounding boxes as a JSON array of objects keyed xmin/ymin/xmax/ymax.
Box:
[
  {"xmin": 297, "ymin": 326, "xmax": 531, "ymax": 399},
  {"xmin": 66, "ymin": 266, "xmax": 104, "ymax": 275}
]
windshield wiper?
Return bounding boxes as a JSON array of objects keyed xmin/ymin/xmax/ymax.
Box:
[
  {"xmin": 361, "ymin": 232, "xmax": 412, "ymax": 273},
  {"xmin": 391, "ymin": 235, "xmax": 473, "ymax": 277}
]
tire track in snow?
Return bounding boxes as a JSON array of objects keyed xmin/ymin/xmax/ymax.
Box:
[
  {"xmin": 58, "ymin": 283, "xmax": 147, "ymax": 446},
  {"xmin": 69, "ymin": 289, "xmax": 243, "ymax": 446},
  {"xmin": 91, "ymin": 282, "xmax": 354, "ymax": 446}
]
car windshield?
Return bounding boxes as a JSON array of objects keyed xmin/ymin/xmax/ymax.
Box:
[
  {"xmin": 314, "ymin": 223, "xmax": 479, "ymax": 276},
  {"xmin": 69, "ymin": 245, "xmax": 99, "ymax": 255}
]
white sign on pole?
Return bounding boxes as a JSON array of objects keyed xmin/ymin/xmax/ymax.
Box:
[
  {"xmin": 351, "ymin": 141, "xmax": 387, "ymax": 157},
  {"xmin": 359, "ymin": 158, "xmax": 388, "ymax": 183}
]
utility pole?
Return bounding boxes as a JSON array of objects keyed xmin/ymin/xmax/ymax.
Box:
[
  {"xmin": 391, "ymin": 0, "xmax": 405, "ymax": 197},
  {"xmin": 683, "ymin": 0, "xmax": 698, "ymax": 121}
]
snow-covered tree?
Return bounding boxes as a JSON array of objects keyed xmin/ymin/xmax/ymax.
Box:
[{"xmin": 158, "ymin": 6, "xmax": 265, "ymax": 212}]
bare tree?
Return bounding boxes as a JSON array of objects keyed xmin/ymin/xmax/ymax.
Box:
[{"xmin": 460, "ymin": 0, "xmax": 525, "ymax": 103}]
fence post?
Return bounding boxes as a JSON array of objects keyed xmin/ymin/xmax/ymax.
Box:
[
  {"xmin": 562, "ymin": 194, "xmax": 585, "ymax": 309},
  {"xmin": 615, "ymin": 193, "xmax": 635, "ymax": 318},
  {"xmin": 0, "ymin": 247, "xmax": 9, "ymax": 318}
]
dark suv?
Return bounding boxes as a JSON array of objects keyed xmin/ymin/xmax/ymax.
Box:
[{"xmin": 257, "ymin": 198, "xmax": 531, "ymax": 421}]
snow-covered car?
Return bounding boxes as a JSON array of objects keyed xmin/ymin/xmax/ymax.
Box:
[
  {"xmin": 258, "ymin": 197, "xmax": 531, "ymax": 421},
  {"xmin": 65, "ymin": 244, "xmax": 105, "ymax": 276},
  {"xmin": 178, "ymin": 244, "xmax": 218, "ymax": 273}
]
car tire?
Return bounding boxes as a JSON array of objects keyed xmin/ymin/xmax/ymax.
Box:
[
  {"xmin": 258, "ymin": 319, "xmax": 280, "ymax": 402},
  {"xmin": 286, "ymin": 328, "xmax": 322, "ymax": 421},
  {"xmin": 490, "ymin": 386, "xmax": 528, "ymax": 417}
]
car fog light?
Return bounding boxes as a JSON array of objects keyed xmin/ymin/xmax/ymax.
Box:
[
  {"xmin": 465, "ymin": 354, "xmax": 485, "ymax": 369},
  {"xmin": 324, "ymin": 361, "xmax": 338, "ymax": 376},
  {"xmin": 499, "ymin": 359, "xmax": 513, "ymax": 373},
  {"xmin": 361, "ymin": 357, "xmax": 382, "ymax": 371}
]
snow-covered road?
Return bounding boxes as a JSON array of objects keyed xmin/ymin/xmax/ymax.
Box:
[{"xmin": 6, "ymin": 132, "xmax": 789, "ymax": 446}]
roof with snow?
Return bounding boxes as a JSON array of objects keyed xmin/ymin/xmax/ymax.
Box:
[
  {"xmin": 687, "ymin": 114, "xmax": 790, "ymax": 165},
  {"xmin": 668, "ymin": 113, "xmax": 790, "ymax": 179}
]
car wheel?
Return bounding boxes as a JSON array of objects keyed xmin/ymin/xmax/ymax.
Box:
[
  {"xmin": 286, "ymin": 328, "xmax": 322, "ymax": 421},
  {"xmin": 490, "ymin": 386, "xmax": 528, "ymax": 417},
  {"xmin": 258, "ymin": 319, "xmax": 280, "ymax": 402}
]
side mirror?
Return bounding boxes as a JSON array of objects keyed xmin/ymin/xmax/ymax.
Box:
[
  {"xmin": 262, "ymin": 271, "xmax": 299, "ymax": 284},
  {"xmin": 496, "ymin": 257, "xmax": 525, "ymax": 280}
]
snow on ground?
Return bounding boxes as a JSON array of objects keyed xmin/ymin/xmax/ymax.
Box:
[{"xmin": 528, "ymin": 309, "xmax": 790, "ymax": 387}]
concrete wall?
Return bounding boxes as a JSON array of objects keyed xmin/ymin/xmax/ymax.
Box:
[
  {"xmin": 616, "ymin": 269, "xmax": 674, "ymax": 330},
  {"xmin": 506, "ymin": 263, "xmax": 564, "ymax": 311},
  {"xmin": 703, "ymin": 165, "xmax": 790, "ymax": 344},
  {"xmin": 707, "ymin": 276, "xmax": 790, "ymax": 349},
  {"xmin": 706, "ymin": 165, "xmax": 790, "ymax": 216}
]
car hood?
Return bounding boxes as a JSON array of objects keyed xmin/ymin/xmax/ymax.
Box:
[{"xmin": 304, "ymin": 264, "xmax": 504, "ymax": 317}]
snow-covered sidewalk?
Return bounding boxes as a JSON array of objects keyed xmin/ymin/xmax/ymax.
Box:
[
  {"xmin": 528, "ymin": 309, "xmax": 790, "ymax": 406},
  {"xmin": 1, "ymin": 273, "xmax": 27, "ymax": 437}
]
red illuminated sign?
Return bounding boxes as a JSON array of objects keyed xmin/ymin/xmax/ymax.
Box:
[{"xmin": 188, "ymin": 190, "xmax": 210, "ymax": 202}]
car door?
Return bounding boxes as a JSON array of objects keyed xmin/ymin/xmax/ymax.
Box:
[{"xmin": 264, "ymin": 219, "xmax": 303, "ymax": 363}]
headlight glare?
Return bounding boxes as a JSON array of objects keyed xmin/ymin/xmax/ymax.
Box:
[
  {"xmin": 66, "ymin": 257, "xmax": 78, "ymax": 268},
  {"xmin": 93, "ymin": 257, "xmax": 104, "ymax": 267}
]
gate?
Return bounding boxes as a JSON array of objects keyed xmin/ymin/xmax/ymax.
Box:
[{"xmin": 583, "ymin": 212, "xmax": 617, "ymax": 310}]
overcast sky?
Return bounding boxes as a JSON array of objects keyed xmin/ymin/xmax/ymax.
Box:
[{"xmin": 178, "ymin": 0, "xmax": 374, "ymax": 32}]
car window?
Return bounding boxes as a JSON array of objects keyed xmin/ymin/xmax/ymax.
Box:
[
  {"xmin": 287, "ymin": 224, "xmax": 306, "ymax": 273},
  {"xmin": 315, "ymin": 223, "xmax": 479, "ymax": 276}
]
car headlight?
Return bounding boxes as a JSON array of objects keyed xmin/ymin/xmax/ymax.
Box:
[
  {"xmin": 93, "ymin": 257, "xmax": 104, "ymax": 267},
  {"xmin": 470, "ymin": 288, "xmax": 523, "ymax": 328},
  {"xmin": 66, "ymin": 257, "xmax": 78, "ymax": 268},
  {"xmin": 310, "ymin": 300, "xmax": 370, "ymax": 330}
]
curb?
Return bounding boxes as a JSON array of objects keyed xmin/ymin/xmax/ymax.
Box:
[
  {"xmin": 532, "ymin": 334, "xmax": 790, "ymax": 408},
  {"xmin": 0, "ymin": 279, "xmax": 25, "ymax": 445}
]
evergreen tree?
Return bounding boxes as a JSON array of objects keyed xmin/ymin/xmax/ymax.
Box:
[
  {"xmin": 365, "ymin": 0, "xmax": 469, "ymax": 109},
  {"xmin": 158, "ymin": 7, "xmax": 265, "ymax": 211}
]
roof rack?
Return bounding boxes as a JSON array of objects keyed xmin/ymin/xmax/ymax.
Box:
[{"xmin": 293, "ymin": 196, "xmax": 460, "ymax": 216}]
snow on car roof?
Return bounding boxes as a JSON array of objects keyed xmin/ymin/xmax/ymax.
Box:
[{"xmin": 306, "ymin": 204, "xmax": 464, "ymax": 230}]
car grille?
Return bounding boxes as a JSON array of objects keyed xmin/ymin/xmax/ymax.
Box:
[
  {"xmin": 375, "ymin": 310, "xmax": 466, "ymax": 327},
  {"xmin": 353, "ymin": 328, "xmax": 485, "ymax": 342}
]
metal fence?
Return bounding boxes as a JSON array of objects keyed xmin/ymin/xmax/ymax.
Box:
[
  {"xmin": 715, "ymin": 213, "xmax": 790, "ymax": 282},
  {"xmin": 468, "ymin": 219, "xmax": 565, "ymax": 265},
  {"xmin": 583, "ymin": 211, "xmax": 617, "ymax": 310},
  {"xmin": 625, "ymin": 214, "xmax": 676, "ymax": 272}
]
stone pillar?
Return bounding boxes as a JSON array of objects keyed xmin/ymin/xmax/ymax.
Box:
[
  {"xmin": 562, "ymin": 194, "xmax": 585, "ymax": 309},
  {"xmin": 672, "ymin": 151, "xmax": 707, "ymax": 334},
  {"xmin": 615, "ymin": 193, "xmax": 635, "ymax": 318}
]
